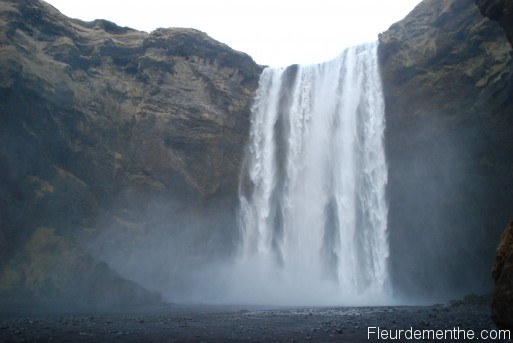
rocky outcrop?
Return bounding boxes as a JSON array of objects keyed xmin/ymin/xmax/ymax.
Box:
[
  {"xmin": 476, "ymin": 0, "xmax": 513, "ymax": 47},
  {"xmin": 491, "ymin": 222, "xmax": 513, "ymax": 330},
  {"xmin": 0, "ymin": 0, "xmax": 262, "ymax": 306},
  {"xmin": 477, "ymin": 0, "xmax": 513, "ymax": 329},
  {"xmin": 379, "ymin": 0, "xmax": 513, "ymax": 301},
  {"xmin": 476, "ymin": 19, "xmax": 513, "ymax": 328}
]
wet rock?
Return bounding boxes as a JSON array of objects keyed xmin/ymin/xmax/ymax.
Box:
[
  {"xmin": 379, "ymin": 0, "xmax": 513, "ymax": 300},
  {"xmin": 491, "ymin": 221, "xmax": 513, "ymax": 330},
  {"xmin": 476, "ymin": 0, "xmax": 513, "ymax": 47},
  {"xmin": 0, "ymin": 0, "xmax": 262, "ymax": 308}
]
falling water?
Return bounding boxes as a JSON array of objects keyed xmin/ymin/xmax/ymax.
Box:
[{"xmin": 234, "ymin": 42, "xmax": 389, "ymax": 305}]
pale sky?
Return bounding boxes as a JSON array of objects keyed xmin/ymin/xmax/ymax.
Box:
[{"xmin": 43, "ymin": 0, "xmax": 422, "ymax": 67}]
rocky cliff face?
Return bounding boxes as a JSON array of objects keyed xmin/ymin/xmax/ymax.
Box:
[
  {"xmin": 379, "ymin": 0, "xmax": 513, "ymax": 301},
  {"xmin": 476, "ymin": 1, "xmax": 513, "ymax": 328},
  {"xmin": 476, "ymin": 0, "xmax": 513, "ymax": 47},
  {"xmin": 0, "ymin": 0, "xmax": 262, "ymax": 306}
]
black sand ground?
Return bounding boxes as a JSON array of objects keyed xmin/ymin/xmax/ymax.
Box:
[{"xmin": 0, "ymin": 302, "xmax": 509, "ymax": 342}]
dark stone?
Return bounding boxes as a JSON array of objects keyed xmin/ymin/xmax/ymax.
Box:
[
  {"xmin": 476, "ymin": 0, "xmax": 513, "ymax": 47},
  {"xmin": 0, "ymin": 0, "xmax": 262, "ymax": 307},
  {"xmin": 379, "ymin": 0, "xmax": 513, "ymax": 301},
  {"xmin": 491, "ymin": 222, "xmax": 513, "ymax": 330}
]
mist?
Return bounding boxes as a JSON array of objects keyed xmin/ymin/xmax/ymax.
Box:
[
  {"xmin": 385, "ymin": 114, "xmax": 512, "ymax": 304},
  {"xmin": 84, "ymin": 192, "xmax": 240, "ymax": 303},
  {"xmin": 80, "ymin": 42, "xmax": 513, "ymax": 307}
]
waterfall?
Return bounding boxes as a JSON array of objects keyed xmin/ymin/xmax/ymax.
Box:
[{"xmin": 235, "ymin": 41, "xmax": 389, "ymax": 305}]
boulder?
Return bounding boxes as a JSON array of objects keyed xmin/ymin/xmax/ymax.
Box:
[{"xmin": 491, "ymin": 221, "xmax": 513, "ymax": 330}]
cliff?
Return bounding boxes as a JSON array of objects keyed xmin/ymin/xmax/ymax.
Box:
[
  {"xmin": 0, "ymin": 0, "xmax": 262, "ymax": 306},
  {"xmin": 476, "ymin": 0, "xmax": 513, "ymax": 330},
  {"xmin": 476, "ymin": 0, "xmax": 513, "ymax": 47},
  {"xmin": 379, "ymin": 0, "xmax": 513, "ymax": 301}
]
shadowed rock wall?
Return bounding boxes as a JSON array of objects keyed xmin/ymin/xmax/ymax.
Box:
[
  {"xmin": 0, "ymin": 0, "xmax": 262, "ymax": 306},
  {"xmin": 476, "ymin": 0, "xmax": 513, "ymax": 47},
  {"xmin": 379, "ymin": 0, "xmax": 513, "ymax": 302},
  {"xmin": 476, "ymin": 0, "xmax": 513, "ymax": 330}
]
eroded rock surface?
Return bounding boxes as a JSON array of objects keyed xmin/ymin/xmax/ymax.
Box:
[
  {"xmin": 0, "ymin": 0, "xmax": 262, "ymax": 306},
  {"xmin": 379, "ymin": 0, "xmax": 513, "ymax": 301},
  {"xmin": 492, "ymin": 221, "xmax": 513, "ymax": 330},
  {"xmin": 476, "ymin": 0, "xmax": 513, "ymax": 47}
]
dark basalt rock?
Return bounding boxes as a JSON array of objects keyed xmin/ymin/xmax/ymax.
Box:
[
  {"xmin": 491, "ymin": 221, "xmax": 513, "ymax": 330},
  {"xmin": 472, "ymin": 3, "xmax": 513, "ymax": 328},
  {"xmin": 476, "ymin": 0, "xmax": 513, "ymax": 47},
  {"xmin": 379, "ymin": 0, "xmax": 513, "ymax": 301},
  {"xmin": 0, "ymin": 0, "xmax": 262, "ymax": 307}
]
